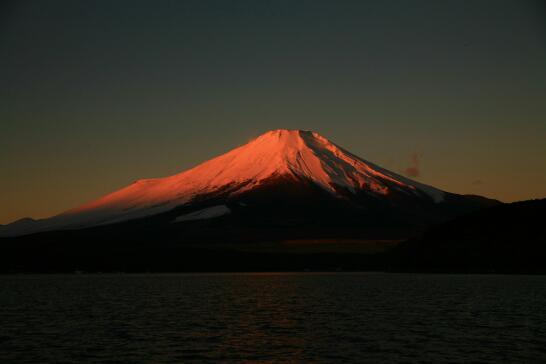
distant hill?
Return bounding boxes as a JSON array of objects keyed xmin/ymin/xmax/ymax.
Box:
[{"xmin": 392, "ymin": 199, "xmax": 546, "ymax": 273}]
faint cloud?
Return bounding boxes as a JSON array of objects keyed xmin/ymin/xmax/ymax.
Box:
[
  {"xmin": 472, "ymin": 179, "xmax": 483, "ymax": 185},
  {"xmin": 404, "ymin": 153, "xmax": 420, "ymax": 177},
  {"xmin": 405, "ymin": 166, "xmax": 420, "ymax": 177}
]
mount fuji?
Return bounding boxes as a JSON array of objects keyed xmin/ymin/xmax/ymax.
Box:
[
  {"xmin": 1, "ymin": 129, "xmax": 497, "ymax": 238},
  {"xmin": 1, "ymin": 129, "xmax": 503, "ymax": 272}
]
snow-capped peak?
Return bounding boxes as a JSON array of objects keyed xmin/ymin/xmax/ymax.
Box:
[{"xmin": 0, "ymin": 129, "xmax": 445, "ymax": 236}]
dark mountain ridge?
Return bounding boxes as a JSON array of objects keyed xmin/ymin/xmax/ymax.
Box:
[{"xmin": 392, "ymin": 198, "xmax": 546, "ymax": 273}]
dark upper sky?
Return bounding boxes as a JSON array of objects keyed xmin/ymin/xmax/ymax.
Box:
[{"xmin": 1, "ymin": 0, "xmax": 545, "ymax": 223}]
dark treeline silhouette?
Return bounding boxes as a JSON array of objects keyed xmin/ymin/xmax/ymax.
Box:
[
  {"xmin": 1, "ymin": 196, "xmax": 543, "ymax": 274},
  {"xmin": 392, "ymin": 198, "xmax": 546, "ymax": 273}
]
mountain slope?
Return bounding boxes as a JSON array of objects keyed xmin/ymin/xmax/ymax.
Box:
[{"xmin": 1, "ymin": 129, "xmax": 495, "ymax": 237}]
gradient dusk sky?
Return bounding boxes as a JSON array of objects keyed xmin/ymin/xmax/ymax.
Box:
[{"xmin": 1, "ymin": 0, "xmax": 545, "ymax": 224}]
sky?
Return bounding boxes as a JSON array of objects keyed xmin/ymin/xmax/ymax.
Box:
[{"xmin": 1, "ymin": 0, "xmax": 545, "ymax": 224}]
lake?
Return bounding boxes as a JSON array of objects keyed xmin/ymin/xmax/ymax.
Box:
[{"xmin": 1, "ymin": 273, "xmax": 545, "ymax": 363}]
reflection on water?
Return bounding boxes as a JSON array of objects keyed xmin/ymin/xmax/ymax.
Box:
[{"xmin": 1, "ymin": 273, "xmax": 546, "ymax": 363}]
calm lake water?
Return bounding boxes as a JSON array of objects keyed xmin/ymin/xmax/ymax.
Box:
[{"xmin": 1, "ymin": 273, "xmax": 546, "ymax": 363}]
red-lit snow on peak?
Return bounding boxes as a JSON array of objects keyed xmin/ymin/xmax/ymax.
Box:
[
  {"xmin": 71, "ymin": 129, "xmax": 443, "ymax": 211},
  {"xmin": 1, "ymin": 129, "xmax": 445, "ymax": 236}
]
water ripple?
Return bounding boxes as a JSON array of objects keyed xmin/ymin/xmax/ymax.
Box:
[{"xmin": 1, "ymin": 273, "xmax": 546, "ymax": 363}]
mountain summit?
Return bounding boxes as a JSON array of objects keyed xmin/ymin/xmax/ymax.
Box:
[{"xmin": 1, "ymin": 129, "xmax": 493, "ymax": 237}]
